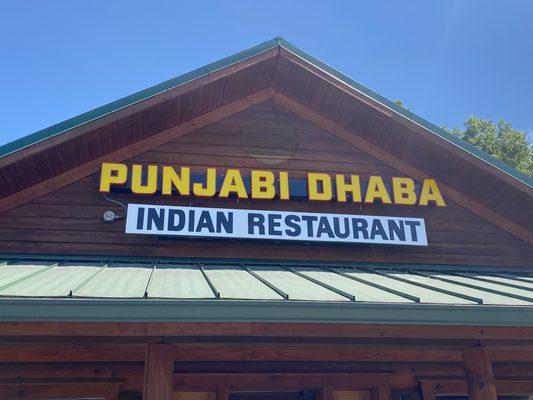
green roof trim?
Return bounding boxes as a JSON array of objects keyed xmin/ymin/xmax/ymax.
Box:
[
  {"xmin": 277, "ymin": 38, "xmax": 533, "ymax": 188},
  {"xmin": 0, "ymin": 37, "xmax": 280, "ymax": 159},
  {"xmin": 1, "ymin": 298, "xmax": 532, "ymax": 326},
  {"xmin": 0, "ymin": 36, "xmax": 531, "ymax": 188}
]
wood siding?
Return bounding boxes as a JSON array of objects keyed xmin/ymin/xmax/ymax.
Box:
[{"xmin": 1, "ymin": 102, "xmax": 531, "ymax": 267}]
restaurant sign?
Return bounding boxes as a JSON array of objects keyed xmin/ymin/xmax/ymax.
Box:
[
  {"xmin": 125, "ymin": 204, "xmax": 428, "ymax": 246},
  {"xmin": 100, "ymin": 163, "xmax": 442, "ymax": 246}
]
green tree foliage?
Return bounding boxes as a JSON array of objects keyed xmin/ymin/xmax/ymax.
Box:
[{"xmin": 445, "ymin": 117, "xmax": 533, "ymax": 177}]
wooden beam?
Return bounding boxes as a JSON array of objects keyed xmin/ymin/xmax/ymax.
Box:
[
  {"xmin": 173, "ymin": 373, "xmax": 391, "ymax": 391},
  {"xmin": 2, "ymin": 322, "xmax": 533, "ymax": 340},
  {"xmin": 272, "ymin": 91, "xmax": 533, "ymax": 245},
  {"xmin": 144, "ymin": 343, "xmax": 175, "ymax": 400},
  {"xmin": 171, "ymin": 343, "xmax": 463, "ymax": 363},
  {"xmin": 1, "ymin": 341, "xmax": 532, "ymax": 364},
  {"xmin": 0, "ymin": 88, "xmax": 274, "ymax": 214},
  {"xmin": 419, "ymin": 378, "xmax": 533, "ymax": 396},
  {"xmin": 462, "ymin": 346, "xmax": 497, "ymax": 400},
  {"xmin": 0, "ymin": 382, "xmax": 119, "ymax": 399}
]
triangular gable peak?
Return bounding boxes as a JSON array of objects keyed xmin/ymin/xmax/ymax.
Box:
[
  {"xmin": 4, "ymin": 100, "xmax": 530, "ymax": 267},
  {"xmin": 0, "ymin": 37, "xmax": 531, "ymax": 249}
]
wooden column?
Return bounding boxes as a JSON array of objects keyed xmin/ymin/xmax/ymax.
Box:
[
  {"xmin": 370, "ymin": 384, "xmax": 391, "ymax": 400},
  {"xmin": 216, "ymin": 387, "xmax": 229, "ymax": 400},
  {"xmin": 321, "ymin": 386, "xmax": 333, "ymax": 400},
  {"xmin": 463, "ymin": 345, "xmax": 497, "ymax": 400},
  {"xmin": 143, "ymin": 343, "xmax": 175, "ymax": 400}
]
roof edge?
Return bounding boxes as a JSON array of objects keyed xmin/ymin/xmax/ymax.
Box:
[
  {"xmin": 1, "ymin": 298, "xmax": 532, "ymax": 326},
  {"xmin": 0, "ymin": 37, "xmax": 282, "ymax": 159},
  {"xmin": 276, "ymin": 38, "xmax": 533, "ymax": 189},
  {"xmin": 1, "ymin": 36, "xmax": 530, "ymax": 188},
  {"xmin": 1, "ymin": 253, "xmax": 531, "ymax": 273}
]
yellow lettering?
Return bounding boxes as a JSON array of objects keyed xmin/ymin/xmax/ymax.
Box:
[
  {"xmin": 161, "ymin": 166, "xmax": 190, "ymax": 196},
  {"xmin": 251, "ymin": 170, "xmax": 275, "ymax": 199},
  {"xmin": 419, "ymin": 179, "xmax": 446, "ymax": 206},
  {"xmin": 364, "ymin": 176, "xmax": 392, "ymax": 204},
  {"xmin": 279, "ymin": 171, "xmax": 290, "ymax": 200},
  {"xmin": 99, "ymin": 162, "xmax": 128, "ymax": 193},
  {"xmin": 392, "ymin": 177, "xmax": 417, "ymax": 205},
  {"xmin": 192, "ymin": 168, "xmax": 217, "ymax": 197},
  {"xmin": 335, "ymin": 174, "xmax": 362, "ymax": 203},
  {"xmin": 131, "ymin": 164, "xmax": 158, "ymax": 195},
  {"xmin": 219, "ymin": 169, "xmax": 248, "ymax": 199},
  {"xmin": 308, "ymin": 173, "xmax": 332, "ymax": 201}
]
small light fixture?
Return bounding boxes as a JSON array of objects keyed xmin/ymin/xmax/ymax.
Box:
[{"xmin": 102, "ymin": 210, "xmax": 117, "ymax": 223}]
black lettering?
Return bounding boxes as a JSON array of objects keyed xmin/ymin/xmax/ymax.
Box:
[
  {"xmin": 136, "ymin": 207, "xmax": 145, "ymax": 229},
  {"xmin": 388, "ymin": 220, "xmax": 405, "ymax": 241},
  {"xmin": 168, "ymin": 209, "xmax": 185, "ymax": 231},
  {"xmin": 370, "ymin": 220, "xmax": 388, "ymax": 240},
  {"xmin": 333, "ymin": 217, "xmax": 350, "ymax": 239},
  {"xmin": 196, "ymin": 211, "xmax": 214, "ymax": 233},
  {"xmin": 405, "ymin": 220, "xmax": 421, "ymax": 242},
  {"xmin": 248, "ymin": 213, "xmax": 265, "ymax": 235},
  {"xmin": 316, "ymin": 217, "xmax": 334, "ymax": 238},
  {"xmin": 285, "ymin": 215, "xmax": 301, "ymax": 237},
  {"xmin": 268, "ymin": 214, "xmax": 282, "ymax": 236},
  {"xmin": 301, "ymin": 215, "xmax": 318, "ymax": 237},
  {"xmin": 352, "ymin": 218, "xmax": 368, "ymax": 239},
  {"xmin": 147, "ymin": 208, "xmax": 165, "ymax": 230},
  {"xmin": 216, "ymin": 212, "xmax": 233, "ymax": 233},
  {"xmin": 188, "ymin": 210, "xmax": 195, "ymax": 231}
]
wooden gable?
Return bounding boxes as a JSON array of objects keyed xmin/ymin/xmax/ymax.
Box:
[
  {"xmin": 0, "ymin": 38, "xmax": 531, "ymax": 267},
  {"xmin": 1, "ymin": 101, "xmax": 531, "ymax": 267}
]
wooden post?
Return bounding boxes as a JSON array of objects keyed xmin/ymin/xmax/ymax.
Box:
[
  {"xmin": 370, "ymin": 384, "xmax": 391, "ymax": 400},
  {"xmin": 463, "ymin": 346, "xmax": 497, "ymax": 400},
  {"xmin": 216, "ymin": 387, "xmax": 229, "ymax": 400},
  {"xmin": 419, "ymin": 382, "xmax": 436, "ymax": 400},
  {"xmin": 143, "ymin": 343, "xmax": 174, "ymax": 400},
  {"xmin": 321, "ymin": 386, "xmax": 333, "ymax": 400}
]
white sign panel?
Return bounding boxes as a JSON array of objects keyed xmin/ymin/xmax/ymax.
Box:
[{"xmin": 126, "ymin": 204, "xmax": 427, "ymax": 246}]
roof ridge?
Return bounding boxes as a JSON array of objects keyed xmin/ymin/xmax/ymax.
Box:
[
  {"xmin": 0, "ymin": 36, "xmax": 530, "ymax": 188},
  {"xmin": 0, "ymin": 37, "xmax": 281, "ymax": 159},
  {"xmin": 275, "ymin": 38, "xmax": 533, "ymax": 188}
]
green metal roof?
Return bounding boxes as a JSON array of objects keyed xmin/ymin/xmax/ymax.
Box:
[
  {"xmin": 0, "ymin": 37, "xmax": 531, "ymax": 188},
  {"xmin": 0, "ymin": 257, "xmax": 532, "ymax": 325}
]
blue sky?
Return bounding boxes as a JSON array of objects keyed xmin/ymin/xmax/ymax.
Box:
[{"xmin": 1, "ymin": 0, "xmax": 532, "ymax": 146}]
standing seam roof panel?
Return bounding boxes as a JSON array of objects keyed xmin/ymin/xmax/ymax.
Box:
[
  {"xmin": 249, "ymin": 267, "xmax": 349, "ymax": 301},
  {"xmin": 203, "ymin": 266, "xmax": 284, "ymax": 300},
  {"xmin": 74, "ymin": 264, "xmax": 153, "ymax": 298},
  {"xmin": 0, "ymin": 265, "xmax": 102, "ymax": 297},
  {"xmin": 148, "ymin": 265, "xmax": 216, "ymax": 299},
  {"xmin": 344, "ymin": 270, "xmax": 477, "ymax": 304},
  {"xmin": 294, "ymin": 267, "xmax": 412, "ymax": 303}
]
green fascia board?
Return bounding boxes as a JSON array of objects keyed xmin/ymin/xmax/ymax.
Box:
[
  {"xmin": 0, "ymin": 253, "xmax": 531, "ymax": 273},
  {"xmin": 0, "ymin": 37, "xmax": 281, "ymax": 159},
  {"xmin": 1, "ymin": 36, "xmax": 531, "ymax": 189},
  {"xmin": 0, "ymin": 297, "xmax": 532, "ymax": 326}
]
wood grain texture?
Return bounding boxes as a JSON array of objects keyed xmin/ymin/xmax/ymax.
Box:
[
  {"xmin": 1, "ymin": 101, "xmax": 531, "ymax": 267},
  {"xmin": 144, "ymin": 343, "xmax": 174, "ymax": 400},
  {"xmin": 2, "ymin": 322, "xmax": 533, "ymax": 339},
  {"xmin": 463, "ymin": 346, "xmax": 497, "ymax": 400},
  {"xmin": 271, "ymin": 52, "xmax": 533, "ymax": 237}
]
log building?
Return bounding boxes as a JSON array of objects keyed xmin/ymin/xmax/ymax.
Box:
[{"xmin": 0, "ymin": 37, "xmax": 532, "ymax": 400}]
